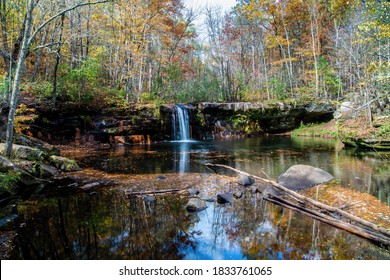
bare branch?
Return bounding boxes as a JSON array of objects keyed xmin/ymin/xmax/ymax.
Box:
[{"xmin": 28, "ymin": 0, "xmax": 111, "ymax": 46}]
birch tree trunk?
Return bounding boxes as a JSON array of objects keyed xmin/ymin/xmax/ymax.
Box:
[
  {"xmin": 4, "ymin": 0, "xmax": 34, "ymax": 158},
  {"xmin": 52, "ymin": 13, "xmax": 65, "ymax": 105},
  {"xmin": 308, "ymin": 3, "xmax": 319, "ymax": 98}
]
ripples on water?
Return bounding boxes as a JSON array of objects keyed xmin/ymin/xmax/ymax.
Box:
[{"xmin": 14, "ymin": 136, "xmax": 390, "ymax": 259}]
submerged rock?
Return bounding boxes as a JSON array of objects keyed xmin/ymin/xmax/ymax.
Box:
[
  {"xmin": 143, "ymin": 196, "xmax": 157, "ymax": 203},
  {"xmin": 186, "ymin": 198, "xmax": 208, "ymax": 212},
  {"xmin": 277, "ymin": 164, "xmax": 334, "ymax": 191},
  {"xmin": 0, "ymin": 214, "xmax": 18, "ymax": 230}
]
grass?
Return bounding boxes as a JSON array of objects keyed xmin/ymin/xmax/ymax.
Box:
[{"xmin": 292, "ymin": 120, "xmax": 338, "ymax": 138}]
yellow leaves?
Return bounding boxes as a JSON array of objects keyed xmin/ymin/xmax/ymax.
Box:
[{"xmin": 271, "ymin": 57, "xmax": 299, "ymax": 66}]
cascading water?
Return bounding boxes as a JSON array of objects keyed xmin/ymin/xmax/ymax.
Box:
[{"xmin": 172, "ymin": 104, "xmax": 190, "ymax": 141}]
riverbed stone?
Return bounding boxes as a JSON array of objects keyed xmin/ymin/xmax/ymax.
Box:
[
  {"xmin": 186, "ymin": 198, "xmax": 208, "ymax": 212},
  {"xmin": 250, "ymin": 185, "xmax": 259, "ymax": 194},
  {"xmin": 217, "ymin": 193, "xmax": 234, "ymax": 204},
  {"xmin": 262, "ymin": 186, "xmax": 281, "ymax": 198},
  {"xmin": 143, "ymin": 196, "xmax": 157, "ymax": 202},
  {"xmin": 277, "ymin": 164, "xmax": 334, "ymax": 191},
  {"xmin": 233, "ymin": 191, "xmax": 243, "ymax": 199},
  {"xmin": 201, "ymin": 197, "xmax": 216, "ymax": 203},
  {"xmin": 0, "ymin": 214, "xmax": 19, "ymax": 230},
  {"xmin": 237, "ymin": 174, "xmax": 255, "ymax": 186},
  {"xmin": 187, "ymin": 189, "xmax": 200, "ymax": 196}
]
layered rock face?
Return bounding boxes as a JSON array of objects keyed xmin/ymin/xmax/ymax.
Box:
[{"xmin": 23, "ymin": 101, "xmax": 335, "ymax": 145}]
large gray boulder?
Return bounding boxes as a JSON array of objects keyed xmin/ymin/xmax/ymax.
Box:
[{"xmin": 277, "ymin": 164, "xmax": 334, "ymax": 191}]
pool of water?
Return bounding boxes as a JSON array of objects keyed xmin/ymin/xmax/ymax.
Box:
[{"xmin": 12, "ymin": 136, "xmax": 390, "ymax": 259}]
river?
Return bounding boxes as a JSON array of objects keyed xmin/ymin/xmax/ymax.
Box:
[{"xmin": 12, "ymin": 136, "xmax": 390, "ymax": 259}]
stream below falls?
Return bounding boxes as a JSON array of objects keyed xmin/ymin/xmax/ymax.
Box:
[{"xmin": 10, "ymin": 136, "xmax": 390, "ymax": 259}]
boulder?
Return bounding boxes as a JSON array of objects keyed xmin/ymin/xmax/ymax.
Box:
[
  {"xmin": 0, "ymin": 156, "xmax": 40, "ymax": 187},
  {"xmin": 186, "ymin": 198, "xmax": 208, "ymax": 212},
  {"xmin": 233, "ymin": 191, "xmax": 243, "ymax": 199},
  {"xmin": 237, "ymin": 174, "xmax": 255, "ymax": 186},
  {"xmin": 0, "ymin": 156, "xmax": 15, "ymax": 172},
  {"xmin": 277, "ymin": 164, "xmax": 334, "ymax": 191},
  {"xmin": 217, "ymin": 193, "xmax": 234, "ymax": 204},
  {"xmin": 37, "ymin": 163, "xmax": 59, "ymax": 178},
  {"xmin": 48, "ymin": 155, "xmax": 81, "ymax": 172},
  {"xmin": 187, "ymin": 189, "xmax": 200, "ymax": 196},
  {"xmin": 250, "ymin": 185, "xmax": 259, "ymax": 194},
  {"xmin": 12, "ymin": 160, "xmax": 58, "ymax": 178},
  {"xmin": 0, "ymin": 144, "xmax": 44, "ymax": 161}
]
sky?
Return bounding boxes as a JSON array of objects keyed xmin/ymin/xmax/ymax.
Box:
[
  {"xmin": 182, "ymin": 0, "xmax": 237, "ymax": 40},
  {"xmin": 183, "ymin": 0, "xmax": 237, "ymax": 13}
]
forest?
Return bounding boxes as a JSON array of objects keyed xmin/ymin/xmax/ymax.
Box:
[
  {"xmin": 0, "ymin": 0, "xmax": 388, "ymax": 103},
  {"xmin": 0, "ymin": 0, "xmax": 390, "ymax": 261}
]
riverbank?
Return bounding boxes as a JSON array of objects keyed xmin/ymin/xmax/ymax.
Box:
[
  {"xmin": 291, "ymin": 120, "xmax": 338, "ymax": 138},
  {"xmin": 338, "ymin": 115, "xmax": 390, "ymax": 150}
]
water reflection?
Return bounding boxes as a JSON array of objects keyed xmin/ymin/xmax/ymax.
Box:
[
  {"xmin": 15, "ymin": 189, "xmax": 390, "ymax": 260},
  {"xmin": 172, "ymin": 141, "xmax": 191, "ymax": 174}
]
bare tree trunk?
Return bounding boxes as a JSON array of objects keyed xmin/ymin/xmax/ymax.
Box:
[
  {"xmin": 279, "ymin": 4, "xmax": 294, "ymax": 97},
  {"xmin": 31, "ymin": 28, "xmax": 50, "ymax": 82},
  {"xmin": 4, "ymin": 0, "xmax": 34, "ymax": 158},
  {"xmin": 52, "ymin": 13, "xmax": 65, "ymax": 105},
  {"xmin": 309, "ymin": 3, "xmax": 319, "ymax": 97}
]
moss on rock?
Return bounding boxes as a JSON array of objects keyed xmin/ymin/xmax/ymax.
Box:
[{"xmin": 48, "ymin": 155, "xmax": 81, "ymax": 172}]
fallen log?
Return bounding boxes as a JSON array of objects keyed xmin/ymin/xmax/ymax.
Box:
[
  {"xmin": 126, "ymin": 188, "xmax": 188, "ymax": 197},
  {"xmin": 205, "ymin": 163, "xmax": 390, "ymax": 247}
]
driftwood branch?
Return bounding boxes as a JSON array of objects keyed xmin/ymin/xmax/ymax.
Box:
[
  {"xmin": 205, "ymin": 163, "xmax": 390, "ymax": 247},
  {"xmin": 126, "ymin": 184, "xmax": 195, "ymax": 197},
  {"xmin": 126, "ymin": 188, "xmax": 185, "ymax": 197}
]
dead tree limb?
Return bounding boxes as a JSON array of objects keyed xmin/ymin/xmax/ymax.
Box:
[{"xmin": 126, "ymin": 188, "xmax": 190, "ymax": 197}]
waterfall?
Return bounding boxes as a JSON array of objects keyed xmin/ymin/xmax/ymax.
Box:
[{"xmin": 172, "ymin": 104, "xmax": 190, "ymax": 141}]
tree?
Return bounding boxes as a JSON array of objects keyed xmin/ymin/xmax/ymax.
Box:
[{"xmin": 3, "ymin": 0, "xmax": 110, "ymax": 158}]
